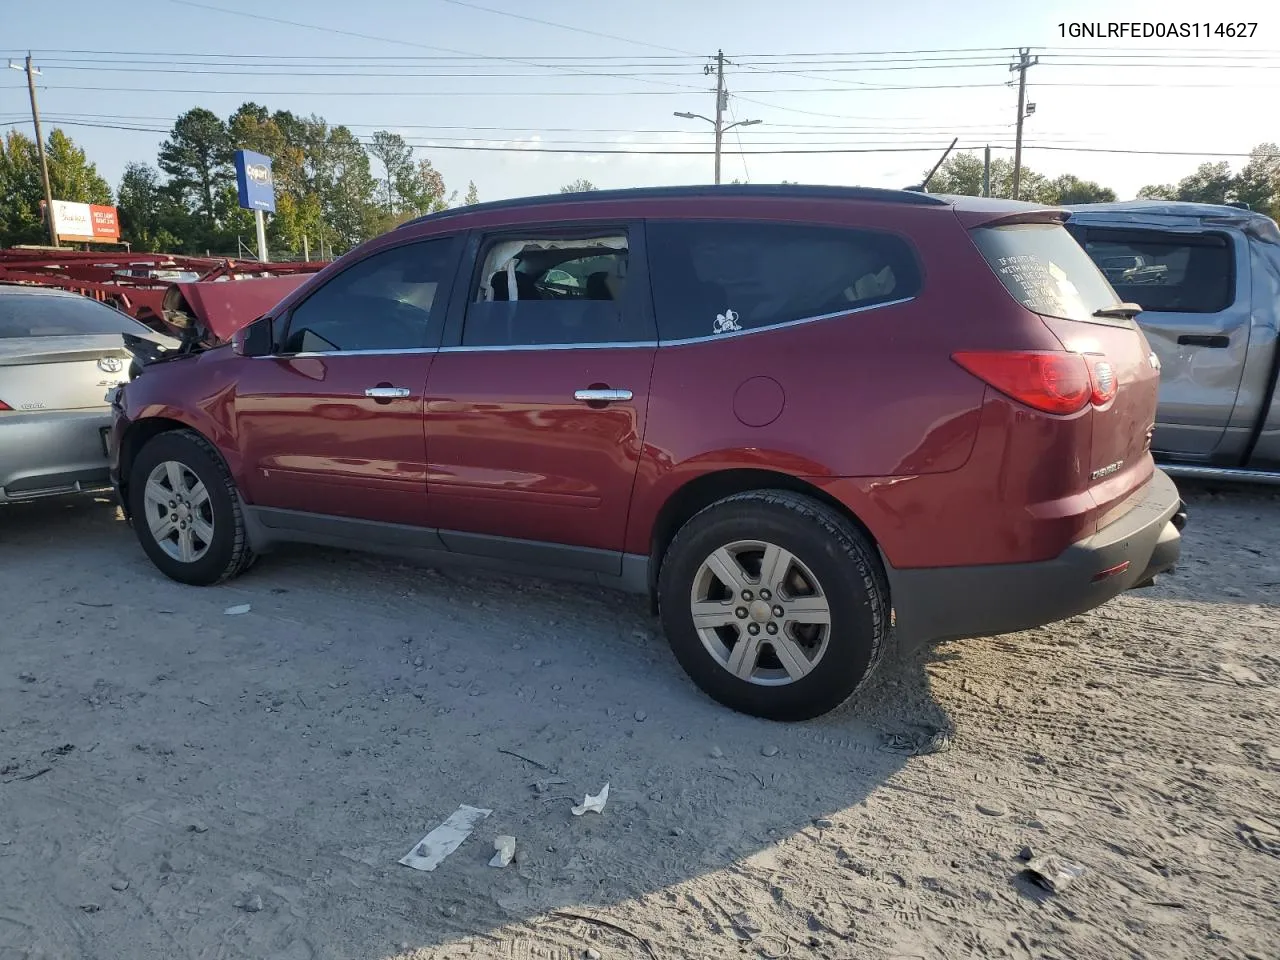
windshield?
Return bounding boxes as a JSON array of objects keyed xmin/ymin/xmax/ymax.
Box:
[
  {"xmin": 0, "ymin": 293, "xmax": 152, "ymax": 339},
  {"xmin": 971, "ymin": 223, "xmax": 1121, "ymax": 322}
]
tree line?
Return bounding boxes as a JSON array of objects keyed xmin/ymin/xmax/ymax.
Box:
[
  {"xmin": 922, "ymin": 144, "xmax": 1280, "ymax": 218},
  {"xmin": 6, "ymin": 114, "xmax": 1280, "ymax": 255}
]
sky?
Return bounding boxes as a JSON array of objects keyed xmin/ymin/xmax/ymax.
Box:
[{"xmin": 2, "ymin": 0, "xmax": 1278, "ymax": 205}]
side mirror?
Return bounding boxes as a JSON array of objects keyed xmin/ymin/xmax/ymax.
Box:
[{"xmin": 232, "ymin": 316, "xmax": 275, "ymax": 357}]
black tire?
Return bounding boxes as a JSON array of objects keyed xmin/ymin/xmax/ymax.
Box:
[
  {"xmin": 127, "ymin": 429, "xmax": 255, "ymax": 586},
  {"xmin": 657, "ymin": 490, "xmax": 890, "ymax": 721}
]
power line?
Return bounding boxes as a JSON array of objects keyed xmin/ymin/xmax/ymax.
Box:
[
  {"xmin": 32, "ymin": 117, "xmax": 1278, "ymax": 159},
  {"xmin": 157, "ymin": 0, "xmax": 703, "ymax": 92},
  {"xmin": 434, "ymin": 0, "xmax": 692, "ymax": 55}
]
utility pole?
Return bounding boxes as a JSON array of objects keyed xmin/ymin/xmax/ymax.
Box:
[
  {"xmin": 713, "ymin": 50, "xmax": 726, "ymax": 185},
  {"xmin": 673, "ymin": 51, "xmax": 760, "ymax": 185},
  {"xmin": 9, "ymin": 54, "xmax": 58, "ymax": 247},
  {"xmin": 983, "ymin": 145, "xmax": 991, "ymax": 198},
  {"xmin": 1010, "ymin": 47, "xmax": 1038, "ymax": 201}
]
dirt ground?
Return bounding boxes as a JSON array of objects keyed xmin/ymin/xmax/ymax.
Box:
[{"xmin": 1, "ymin": 483, "xmax": 1277, "ymax": 960}]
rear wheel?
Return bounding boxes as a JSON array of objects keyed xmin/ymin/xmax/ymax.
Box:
[
  {"xmin": 658, "ymin": 490, "xmax": 889, "ymax": 720},
  {"xmin": 128, "ymin": 429, "xmax": 254, "ymax": 585}
]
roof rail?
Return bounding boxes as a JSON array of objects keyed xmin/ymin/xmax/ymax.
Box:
[{"xmin": 397, "ymin": 183, "xmax": 949, "ymax": 230}]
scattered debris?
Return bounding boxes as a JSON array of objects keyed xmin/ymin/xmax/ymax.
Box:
[
  {"xmin": 42, "ymin": 744, "xmax": 75, "ymax": 758},
  {"xmin": 976, "ymin": 800, "xmax": 1007, "ymax": 817},
  {"xmin": 75, "ymin": 601, "xmax": 113, "ymax": 608},
  {"xmin": 731, "ymin": 911, "xmax": 763, "ymax": 941},
  {"xmin": 1017, "ymin": 845, "xmax": 1035, "ymax": 862},
  {"xmin": 583, "ymin": 949, "xmax": 602, "ymax": 960},
  {"xmin": 17, "ymin": 672, "xmax": 37, "ymax": 683},
  {"xmin": 1023, "ymin": 855, "xmax": 1086, "ymax": 893},
  {"xmin": 490, "ymin": 835, "xmax": 516, "ymax": 868},
  {"xmin": 498, "ymin": 748, "xmax": 551, "ymax": 771},
  {"xmin": 224, "ymin": 604, "xmax": 251, "ymax": 616},
  {"xmin": 110, "ymin": 879, "xmax": 129, "ymax": 892},
  {"xmin": 757, "ymin": 934, "xmax": 792, "ymax": 959},
  {"xmin": 880, "ymin": 728, "xmax": 953, "ymax": 756},
  {"xmin": 814, "ymin": 818, "xmax": 835, "ymax": 830},
  {"xmin": 548, "ymin": 910, "xmax": 659, "ymax": 960},
  {"xmin": 188, "ymin": 821, "xmax": 210, "ymax": 834},
  {"xmin": 79, "ymin": 902, "xmax": 102, "ymax": 913},
  {"xmin": 761, "ymin": 745, "xmax": 780, "ymax": 758},
  {"xmin": 571, "ymin": 783, "xmax": 610, "ymax": 816},
  {"xmin": 532, "ymin": 777, "xmax": 568, "ymax": 795},
  {"xmin": 236, "ymin": 893, "xmax": 264, "ymax": 913},
  {"xmin": 634, "ymin": 710, "xmax": 647, "ymax": 722},
  {"xmin": 11, "ymin": 767, "xmax": 52, "ymax": 783},
  {"xmin": 709, "ymin": 745, "xmax": 724, "ymax": 759},
  {"xmin": 399, "ymin": 805, "xmax": 492, "ymax": 872}
]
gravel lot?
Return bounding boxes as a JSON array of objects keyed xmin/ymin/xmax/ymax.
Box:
[{"xmin": 1, "ymin": 483, "xmax": 1277, "ymax": 960}]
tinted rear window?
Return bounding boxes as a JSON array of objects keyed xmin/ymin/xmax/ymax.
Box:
[
  {"xmin": 0, "ymin": 293, "xmax": 149, "ymax": 338},
  {"xmin": 647, "ymin": 220, "xmax": 922, "ymax": 341},
  {"xmin": 971, "ymin": 223, "xmax": 1120, "ymax": 322},
  {"xmin": 1081, "ymin": 229, "xmax": 1233, "ymax": 314}
]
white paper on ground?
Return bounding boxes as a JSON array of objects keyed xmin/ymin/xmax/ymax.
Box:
[
  {"xmin": 489, "ymin": 835, "xmax": 516, "ymax": 867},
  {"xmin": 399, "ymin": 805, "xmax": 493, "ymax": 871},
  {"xmin": 224, "ymin": 604, "xmax": 251, "ymax": 615},
  {"xmin": 571, "ymin": 782, "xmax": 609, "ymax": 816}
]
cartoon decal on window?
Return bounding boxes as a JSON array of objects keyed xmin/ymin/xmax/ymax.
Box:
[{"xmin": 713, "ymin": 308, "xmax": 742, "ymax": 334}]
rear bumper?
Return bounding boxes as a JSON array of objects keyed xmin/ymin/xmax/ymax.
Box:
[
  {"xmin": 0, "ymin": 409, "xmax": 113, "ymax": 503},
  {"xmin": 887, "ymin": 468, "xmax": 1184, "ymax": 647}
]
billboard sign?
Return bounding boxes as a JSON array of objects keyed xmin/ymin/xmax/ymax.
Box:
[
  {"xmin": 234, "ymin": 149, "xmax": 276, "ymax": 213},
  {"xmin": 51, "ymin": 200, "xmax": 120, "ymax": 243}
]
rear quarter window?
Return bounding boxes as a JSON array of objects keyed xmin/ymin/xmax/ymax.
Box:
[
  {"xmin": 1080, "ymin": 228, "xmax": 1234, "ymax": 314},
  {"xmin": 646, "ymin": 220, "xmax": 922, "ymax": 342},
  {"xmin": 0, "ymin": 293, "xmax": 150, "ymax": 338},
  {"xmin": 971, "ymin": 222, "xmax": 1120, "ymax": 322}
]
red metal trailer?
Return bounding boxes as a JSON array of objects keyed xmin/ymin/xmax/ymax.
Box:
[{"xmin": 0, "ymin": 248, "xmax": 325, "ymax": 345}]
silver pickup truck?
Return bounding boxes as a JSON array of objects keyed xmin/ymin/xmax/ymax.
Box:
[{"xmin": 1067, "ymin": 201, "xmax": 1280, "ymax": 484}]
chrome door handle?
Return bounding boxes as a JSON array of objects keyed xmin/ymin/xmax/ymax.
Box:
[
  {"xmin": 574, "ymin": 388, "xmax": 633, "ymax": 403},
  {"xmin": 365, "ymin": 386, "xmax": 411, "ymax": 399}
]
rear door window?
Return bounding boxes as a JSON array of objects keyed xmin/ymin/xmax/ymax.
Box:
[
  {"xmin": 646, "ymin": 220, "xmax": 922, "ymax": 342},
  {"xmin": 463, "ymin": 230, "xmax": 651, "ymax": 347},
  {"xmin": 971, "ymin": 222, "xmax": 1121, "ymax": 322},
  {"xmin": 1080, "ymin": 229, "xmax": 1234, "ymax": 314},
  {"xmin": 0, "ymin": 294, "xmax": 151, "ymax": 338}
]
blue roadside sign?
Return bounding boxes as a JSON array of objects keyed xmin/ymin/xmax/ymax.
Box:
[{"xmin": 234, "ymin": 150, "xmax": 276, "ymax": 213}]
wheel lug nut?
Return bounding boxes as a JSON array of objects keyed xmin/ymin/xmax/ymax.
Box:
[
  {"xmin": 760, "ymin": 589, "xmax": 771, "ymax": 601},
  {"xmin": 735, "ymin": 607, "xmax": 748, "ymax": 619},
  {"xmin": 169, "ymin": 500, "xmax": 176, "ymax": 508},
  {"xmin": 773, "ymin": 606, "xmax": 784, "ymax": 618},
  {"xmin": 742, "ymin": 590, "xmax": 753, "ymax": 601},
  {"xmin": 747, "ymin": 623, "xmax": 761, "ymax": 636},
  {"xmin": 766, "ymin": 622, "xmax": 779, "ymax": 635}
]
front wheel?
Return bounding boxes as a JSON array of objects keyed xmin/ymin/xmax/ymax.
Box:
[
  {"xmin": 127, "ymin": 429, "xmax": 254, "ymax": 585},
  {"xmin": 657, "ymin": 490, "xmax": 890, "ymax": 721}
]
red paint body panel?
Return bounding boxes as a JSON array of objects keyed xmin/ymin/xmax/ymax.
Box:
[
  {"xmin": 171, "ymin": 275, "xmax": 311, "ymax": 341},
  {"xmin": 234, "ymin": 353, "xmax": 434, "ymax": 526},
  {"xmin": 423, "ymin": 348, "xmax": 655, "ymax": 551}
]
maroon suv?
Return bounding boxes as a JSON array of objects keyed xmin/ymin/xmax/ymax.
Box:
[{"xmin": 108, "ymin": 185, "xmax": 1184, "ymax": 720}]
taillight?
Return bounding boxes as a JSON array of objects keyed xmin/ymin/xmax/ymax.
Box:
[
  {"xmin": 1087, "ymin": 356, "xmax": 1117, "ymax": 406},
  {"xmin": 952, "ymin": 351, "xmax": 1092, "ymax": 415},
  {"xmin": 0, "ymin": 399, "xmax": 11, "ymax": 411}
]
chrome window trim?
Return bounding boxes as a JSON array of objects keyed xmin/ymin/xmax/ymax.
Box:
[
  {"xmin": 248, "ymin": 295, "xmax": 914, "ymax": 357},
  {"xmin": 250, "ymin": 347, "xmax": 438, "ymax": 359},
  {"xmin": 439, "ymin": 340, "xmax": 658, "ymax": 353},
  {"xmin": 659, "ymin": 295, "xmax": 916, "ymax": 346}
]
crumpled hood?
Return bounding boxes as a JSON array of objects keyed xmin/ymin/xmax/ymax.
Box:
[{"xmin": 164, "ymin": 274, "xmax": 311, "ymax": 344}]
